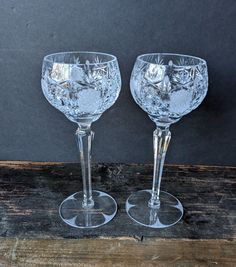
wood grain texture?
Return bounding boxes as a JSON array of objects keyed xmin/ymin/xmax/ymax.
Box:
[
  {"xmin": 0, "ymin": 238, "xmax": 235, "ymax": 267},
  {"xmin": 0, "ymin": 161, "xmax": 235, "ymax": 266},
  {"xmin": 0, "ymin": 161, "xmax": 235, "ymax": 239}
]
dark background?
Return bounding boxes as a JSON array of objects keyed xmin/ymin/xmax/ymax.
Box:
[{"xmin": 0, "ymin": 0, "xmax": 235, "ymax": 165}]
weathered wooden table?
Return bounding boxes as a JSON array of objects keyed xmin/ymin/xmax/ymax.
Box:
[{"xmin": 0, "ymin": 161, "xmax": 235, "ymax": 266}]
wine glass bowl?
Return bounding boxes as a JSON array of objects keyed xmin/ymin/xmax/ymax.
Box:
[
  {"xmin": 130, "ymin": 53, "xmax": 208, "ymax": 127},
  {"xmin": 41, "ymin": 52, "xmax": 121, "ymax": 228},
  {"xmin": 127, "ymin": 53, "xmax": 208, "ymax": 228},
  {"xmin": 42, "ymin": 52, "xmax": 121, "ymax": 125}
]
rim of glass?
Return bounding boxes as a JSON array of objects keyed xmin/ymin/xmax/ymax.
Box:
[
  {"xmin": 43, "ymin": 51, "xmax": 117, "ymax": 65},
  {"xmin": 137, "ymin": 53, "xmax": 207, "ymax": 67}
]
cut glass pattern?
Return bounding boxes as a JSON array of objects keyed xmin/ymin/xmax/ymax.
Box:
[
  {"xmin": 130, "ymin": 53, "xmax": 208, "ymax": 125},
  {"xmin": 42, "ymin": 54, "xmax": 121, "ymax": 123}
]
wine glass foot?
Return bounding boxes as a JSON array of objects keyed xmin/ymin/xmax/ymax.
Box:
[
  {"xmin": 126, "ymin": 190, "xmax": 183, "ymax": 228},
  {"xmin": 59, "ymin": 190, "xmax": 117, "ymax": 229}
]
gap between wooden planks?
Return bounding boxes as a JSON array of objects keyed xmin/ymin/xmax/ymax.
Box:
[{"xmin": 0, "ymin": 237, "xmax": 235, "ymax": 267}]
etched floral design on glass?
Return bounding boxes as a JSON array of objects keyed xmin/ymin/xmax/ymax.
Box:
[
  {"xmin": 41, "ymin": 52, "xmax": 121, "ymax": 228},
  {"xmin": 126, "ymin": 53, "xmax": 208, "ymax": 228}
]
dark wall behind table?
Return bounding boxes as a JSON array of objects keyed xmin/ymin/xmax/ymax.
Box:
[{"xmin": 0, "ymin": 0, "xmax": 235, "ymax": 165}]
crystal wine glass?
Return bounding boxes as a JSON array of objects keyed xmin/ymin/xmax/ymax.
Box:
[
  {"xmin": 127, "ymin": 53, "xmax": 208, "ymax": 228},
  {"xmin": 41, "ymin": 52, "xmax": 121, "ymax": 228}
]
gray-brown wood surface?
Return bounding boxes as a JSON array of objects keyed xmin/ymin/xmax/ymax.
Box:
[{"xmin": 0, "ymin": 161, "xmax": 235, "ymax": 266}]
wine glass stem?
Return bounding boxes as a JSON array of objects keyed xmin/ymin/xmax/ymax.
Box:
[
  {"xmin": 148, "ymin": 126, "xmax": 171, "ymax": 209},
  {"xmin": 75, "ymin": 124, "xmax": 94, "ymax": 209}
]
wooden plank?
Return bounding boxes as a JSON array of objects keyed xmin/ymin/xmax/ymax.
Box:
[
  {"xmin": 0, "ymin": 161, "xmax": 235, "ymax": 266},
  {"xmin": 0, "ymin": 161, "xmax": 235, "ymax": 240},
  {"xmin": 0, "ymin": 238, "xmax": 235, "ymax": 267}
]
